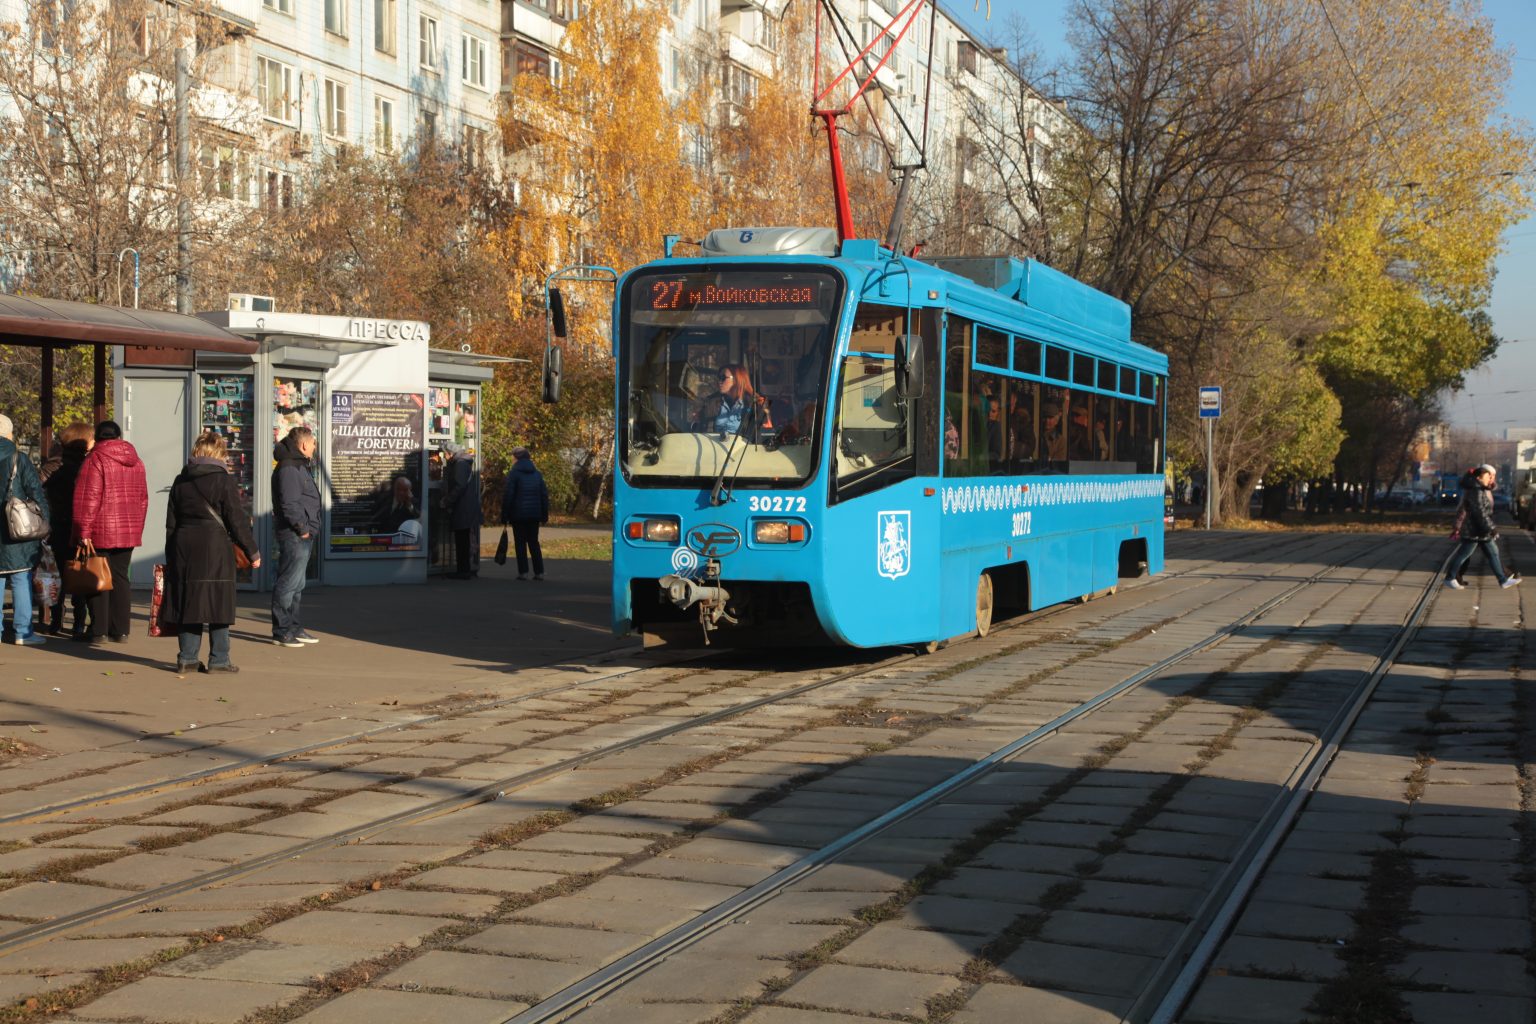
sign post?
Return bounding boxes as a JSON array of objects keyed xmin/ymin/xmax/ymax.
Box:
[{"xmin": 1198, "ymin": 386, "xmax": 1222, "ymax": 530}]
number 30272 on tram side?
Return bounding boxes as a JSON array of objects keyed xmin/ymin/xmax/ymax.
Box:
[{"xmin": 613, "ymin": 226, "xmax": 1169, "ymax": 650}]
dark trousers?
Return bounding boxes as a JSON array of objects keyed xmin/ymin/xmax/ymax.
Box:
[
  {"xmin": 453, "ymin": 528, "xmax": 472, "ymax": 576},
  {"xmin": 45, "ymin": 539, "xmax": 87, "ymax": 633},
  {"xmin": 271, "ymin": 532, "xmax": 312, "ymax": 638},
  {"xmin": 87, "ymin": 548, "xmax": 134, "ymax": 638},
  {"xmin": 511, "ymin": 519, "xmax": 544, "ymax": 576},
  {"xmin": 1447, "ymin": 538, "xmax": 1508, "ymax": 583},
  {"xmin": 177, "ymin": 624, "xmax": 232, "ymax": 667}
]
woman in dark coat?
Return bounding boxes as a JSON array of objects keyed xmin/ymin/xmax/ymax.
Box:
[
  {"xmin": 439, "ymin": 443, "xmax": 482, "ymax": 579},
  {"xmin": 40, "ymin": 422, "xmax": 93, "ymax": 636},
  {"xmin": 165, "ymin": 432, "xmax": 260, "ymax": 674},
  {"xmin": 1446, "ymin": 464, "xmax": 1519, "ymax": 591}
]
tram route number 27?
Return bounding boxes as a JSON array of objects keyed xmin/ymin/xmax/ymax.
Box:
[
  {"xmin": 748, "ymin": 495, "xmax": 807, "ymax": 513},
  {"xmin": 1011, "ymin": 511, "xmax": 1033, "ymax": 537}
]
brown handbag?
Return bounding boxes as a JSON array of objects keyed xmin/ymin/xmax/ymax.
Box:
[{"xmin": 62, "ymin": 540, "xmax": 113, "ymax": 596}]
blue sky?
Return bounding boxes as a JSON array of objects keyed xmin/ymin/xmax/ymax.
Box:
[{"xmin": 942, "ymin": 0, "xmax": 1536, "ymax": 436}]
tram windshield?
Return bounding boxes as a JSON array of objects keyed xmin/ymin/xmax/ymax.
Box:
[{"xmin": 620, "ymin": 267, "xmax": 843, "ymax": 487}]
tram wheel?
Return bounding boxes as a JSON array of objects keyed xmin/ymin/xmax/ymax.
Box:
[{"xmin": 975, "ymin": 573, "xmax": 994, "ymax": 637}]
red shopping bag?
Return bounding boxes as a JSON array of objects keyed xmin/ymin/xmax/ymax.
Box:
[{"xmin": 148, "ymin": 564, "xmax": 179, "ymax": 637}]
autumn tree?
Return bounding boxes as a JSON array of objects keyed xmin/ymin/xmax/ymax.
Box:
[{"xmin": 0, "ymin": 0, "xmax": 262, "ymax": 438}]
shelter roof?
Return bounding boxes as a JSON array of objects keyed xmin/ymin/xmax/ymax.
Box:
[{"xmin": 0, "ymin": 293, "xmax": 257, "ymax": 354}]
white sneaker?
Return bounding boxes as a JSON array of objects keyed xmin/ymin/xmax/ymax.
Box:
[
  {"xmin": 1445, "ymin": 579, "xmax": 1465, "ymax": 590},
  {"xmin": 1501, "ymin": 576, "xmax": 1521, "ymax": 589},
  {"xmin": 11, "ymin": 634, "xmax": 46, "ymax": 646}
]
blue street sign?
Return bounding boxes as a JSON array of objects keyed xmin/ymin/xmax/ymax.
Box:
[{"xmin": 1199, "ymin": 385, "xmax": 1222, "ymax": 418}]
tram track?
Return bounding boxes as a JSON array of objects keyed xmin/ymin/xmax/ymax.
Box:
[
  {"xmin": 492, "ymin": 536, "xmax": 1421, "ymax": 1024},
  {"xmin": 0, "ymin": 529, "xmax": 1394, "ymax": 1021},
  {"xmin": 0, "ymin": 527, "xmax": 1326, "ymax": 834}
]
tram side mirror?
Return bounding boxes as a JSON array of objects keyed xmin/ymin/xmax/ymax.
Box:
[
  {"xmin": 549, "ymin": 288, "xmax": 568, "ymax": 339},
  {"xmin": 895, "ymin": 334, "xmax": 925, "ymax": 399},
  {"xmin": 542, "ymin": 345, "xmax": 563, "ymax": 404}
]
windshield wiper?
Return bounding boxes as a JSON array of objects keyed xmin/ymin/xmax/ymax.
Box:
[{"xmin": 708, "ymin": 404, "xmax": 762, "ymax": 507}]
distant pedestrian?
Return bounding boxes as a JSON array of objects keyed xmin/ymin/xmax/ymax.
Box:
[
  {"xmin": 271, "ymin": 426, "xmax": 321, "ymax": 648},
  {"xmin": 72, "ymin": 420, "xmax": 148, "ymax": 643},
  {"xmin": 165, "ymin": 432, "xmax": 261, "ymax": 674},
  {"xmin": 1446, "ymin": 464, "xmax": 1519, "ymax": 591},
  {"xmin": 500, "ymin": 446, "xmax": 549, "ymax": 581},
  {"xmin": 40, "ymin": 422, "xmax": 93, "ymax": 637},
  {"xmin": 440, "ymin": 444, "xmax": 482, "ymax": 579},
  {"xmin": 0, "ymin": 413, "xmax": 50, "ymax": 646}
]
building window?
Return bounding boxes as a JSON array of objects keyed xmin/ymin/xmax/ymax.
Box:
[
  {"xmin": 324, "ymin": 79, "xmax": 348, "ymax": 138},
  {"xmin": 463, "ymin": 124, "xmax": 486, "ymax": 168},
  {"xmin": 256, "ymin": 56, "xmax": 297, "ymax": 123},
  {"xmin": 374, "ymin": 0, "xmax": 395, "ymax": 54},
  {"xmin": 421, "ymin": 108, "xmax": 437, "ymax": 144},
  {"xmin": 324, "ymin": 0, "xmax": 346, "ymax": 36},
  {"xmin": 419, "ymin": 15, "xmax": 439, "ymax": 70},
  {"xmin": 670, "ymin": 48, "xmax": 684, "ymax": 91},
  {"xmin": 957, "ymin": 39, "xmax": 978, "ymax": 76},
  {"xmin": 264, "ymin": 169, "xmax": 295, "ymax": 211},
  {"xmin": 760, "ymin": 14, "xmax": 778, "ymax": 51},
  {"xmin": 515, "ymin": 42, "xmax": 551, "ymax": 80},
  {"xmin": 722, "ymin": 63, "xmax": 755, "ymax": 107},
  {"xmin": 374, "ymin": 96, "xmax": 394, "ymax": 150},
  {"xmin": 462, "ymin": 33, "xmax": 487, "ymax": 88},
  {"xmin": 199, "ymin": 142, "xmax": 248, "ymax": 201},
  {"xmin": 262, "ymin": 0, "xmax": 292, "ymax": 14}
]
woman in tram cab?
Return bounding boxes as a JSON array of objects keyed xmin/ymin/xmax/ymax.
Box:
[{"xmin": 693, "ymin": 364, "xmax": 774, "ymax": 438}]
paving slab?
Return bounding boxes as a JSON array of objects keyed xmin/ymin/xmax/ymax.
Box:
[
  {"xmin": 1401, "ymin": 991, "xmax": 1535, "ymax": 1024},
  {"xmin": 777, "ymin": 963, "xmax": 961, "ymax": 1017},
  {"xmin": 257, "ymin": 911, "xmax": 451, "ymax": 949},
  {"xmin": 158, "ymin": 941, "xmax": 371, "ymax": 986},
  {"xmin": 379, "ymin": 949, "xmax": 587, "ymax": 1000},
  {"xmin": 1182, "ymin": 975, "xmax": 1324, "ymax": 1024},
  {"xmin": 74, "ymin": 854, "xmax": 231, "ymax": 890},
  {"xmin": 1213, "ymin": 935, "xmax": 1343, "ymax": 980},
  {"xmin": 0, "ymin": 882, "xmax": 137, "ymax": 921},
  {"xmin": 836, "ymin": 925, "xmax": 987, "ymax": 973},
  {"xmin": 406, "ymin": 866, "xmax": 564, "ymax": 894},
  {"xmin": 949, "ymin": 983, "xmax": 1128, "ymax": 1024},
  {"xmin": 607, "ymin": 951, "xmax": 789, "ymax": 1003},
  {"xmin": 1393, "ymin": 951, "xmax": 1533, "ymax": 996},
  {"xmin": 337, "ymin": 889, "xmax": 502, "ymax": 919},
  {"xmin": 77, "ymin": 910, "xmax": 258, "ymax": 939},
  {"xmin": 453, "ymin": 922, "xmax": 648, "ymax": 965},
  {"xmin": 286, "ymin": 988, "xmax": 525, "ymax": 1023},
  {"xmin": 565, "ymin": 1001, "xmax": 731, "ymax": 1024},
  {"xmin": 994, "ymin": 940, "xmax": 1160, "ymax": 997},
  {"xmin": 67, "ymin": 975, "xmax": 299, "ymax": 1024}
]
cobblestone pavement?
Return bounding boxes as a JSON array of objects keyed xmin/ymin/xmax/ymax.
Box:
[{"xmin": 0, "ymin": 528, "xmax": 1526, "ymax": 1024}]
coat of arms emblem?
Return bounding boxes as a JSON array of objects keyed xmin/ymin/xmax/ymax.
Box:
[{"xmin": 877, "ymin": 510, "xmax": 911, "ymax": 579}]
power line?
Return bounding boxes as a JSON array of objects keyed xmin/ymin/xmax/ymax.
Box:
[{"xmin": 1313, "ymin": 0, "xmax": 1418, "ymax": 189}]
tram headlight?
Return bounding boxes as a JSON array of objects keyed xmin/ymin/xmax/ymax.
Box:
[
  {"xmin": 626, "ymin": 518, "xmax": 679, "ymax": 543},
  {"xmin": 753, "ymin": 520, "xmax": 806, "ymax": 544}
]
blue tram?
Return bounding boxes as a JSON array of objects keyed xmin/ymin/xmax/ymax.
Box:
[{"xmin": 610, "ymin": 226, "xmax": 1167, "ymax": 649}]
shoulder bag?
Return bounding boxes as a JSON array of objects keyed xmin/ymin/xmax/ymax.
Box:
[
  {"xmin": 193, "ymin": 485, "xmax": 252, "ymax": 570},
  {"xmin": 3, "ymin": 454, "xmax": 49, "ymax": 542},
  {"xmin": 62, "ymin": 540, "xmax": 113, "ymax": 596}
]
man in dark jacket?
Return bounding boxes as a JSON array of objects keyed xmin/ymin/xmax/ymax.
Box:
[
  {"xmin": 440, "ymin": 444, "xmax": 482, "ymax": 579},
  {"xmin": 1446, "ymin": 464, "xmax": 1520, "ymax": 591},
  {"xmin": 0, "ymin": 413, "xmax": 49, "ymax": 646},
  {"xmin": 500, "ymin": 446, "xmax": 550, "ymax": 581},
  {"xmin": 270, "ymin": 426, "xmax": 322, "ymax": 646}
]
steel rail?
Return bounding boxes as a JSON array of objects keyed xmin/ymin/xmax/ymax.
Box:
[
  {"xmin": 0, "ymin": 531, "xmax": 1346, "ymax": 958},
  {"xmin": 1139, "ymin": 550, "xmax": 1452, "ymax": 1024},
  {"xmin": 500, "ymin": 553, "xmax": 1364, "ymax": 1024}
]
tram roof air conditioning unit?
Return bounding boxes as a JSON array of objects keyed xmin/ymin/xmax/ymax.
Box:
[
  {"xmin": 701, "ymin": 227, "xmax": 838, "ymax": 257},
  {"xmin": 228, "ymin": 293, "xmax": 276, "ymax": 313}
]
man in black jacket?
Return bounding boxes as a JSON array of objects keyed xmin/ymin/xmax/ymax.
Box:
[{"xmin": 271, "ymin": 427, "xmax": 322, "ymax": 646}]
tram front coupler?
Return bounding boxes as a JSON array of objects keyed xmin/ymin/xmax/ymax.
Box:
[{"xmin": 659, "ymin": 558, "xmax": 737, "ymax": 644}]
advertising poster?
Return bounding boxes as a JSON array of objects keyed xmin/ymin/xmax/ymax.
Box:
[{"xmin": 328, "ymin": 391, "xmax": 425, "ymax": 556}]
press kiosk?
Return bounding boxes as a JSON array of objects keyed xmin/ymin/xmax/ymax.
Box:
[{"xmin": 115, "ymin": 311, "xmax": 437, "ymax": 589}]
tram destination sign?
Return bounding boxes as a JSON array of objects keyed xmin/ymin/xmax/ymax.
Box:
[
  {"xmin": 639, "ymin": 273, "xmax": 828, "ymax": 312},
  {"xmin": 1198, "ymin": 385, "xmax": 1222, "ymax": 418}
]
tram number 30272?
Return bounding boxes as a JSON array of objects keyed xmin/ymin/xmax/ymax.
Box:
[
  {"xmin": 748, "ymin": 495, "xmax": 809, "ymax": 513},
  {"xmin": 1011, "ymin": 511, "xmax": 1033, "ymax": 537}
]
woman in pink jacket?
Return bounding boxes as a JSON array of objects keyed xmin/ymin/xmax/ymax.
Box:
[{"xmin": 72, "ymin": 421, "xmax": 148, "ymax": 642}]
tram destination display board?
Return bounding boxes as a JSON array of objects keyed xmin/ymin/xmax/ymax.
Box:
[
  {"xmin": 636, "ymin": 272, "xmax": 831, "ymax": 313},
  {"xmin": 327, "ymin": 390, "xmax": 426, "ymax": 556}
]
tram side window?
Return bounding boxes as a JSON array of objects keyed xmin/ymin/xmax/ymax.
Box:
[
  {"xmin": 1066, "ymin": 389, "xmax": 1095, "ymax": 461},
  {"xmin": 1039, "ymin": 384, "xmax": 1068, "ymax": 469},
  {"xmin": 833, "ymin": 351, "xmax": 914, "ymax": 499},
  {"xmin": 943, "ymin": 316, "xmax": 973, "ymax": 475},
  {"xmin": 976, "ymin": 326, "xmax": 1007, "ymax": 369}
]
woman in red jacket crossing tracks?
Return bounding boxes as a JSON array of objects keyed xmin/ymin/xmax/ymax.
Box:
[{"xmin": 72, "ymin": 421, "xmax": 148, "ymax": 643}]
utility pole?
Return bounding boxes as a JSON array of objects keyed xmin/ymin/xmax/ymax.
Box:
[{"xmin": 175, "ymin": 47, "xmax": 192, "ymax": 314}]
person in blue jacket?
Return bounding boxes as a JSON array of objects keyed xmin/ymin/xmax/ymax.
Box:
[
  {"xmin": 500, "ymin": 446, "xmax": 550, "ymax": 581},
  {"xmin": 270, "ymin": 426, "xmax": 322, "ymax": 647},
  {"xmin": 0, "ymin": 413, "xmax": 49, "ymax": 646}
]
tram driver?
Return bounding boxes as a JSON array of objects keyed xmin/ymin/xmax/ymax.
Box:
[{"xmin": 693, "ymin": 364, "xmax": 775, "ymax": 438}]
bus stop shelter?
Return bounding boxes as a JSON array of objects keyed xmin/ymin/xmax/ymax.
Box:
[{"xmin": 0, "ymin": 293, "xmax": 257, "ymax": 452}]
